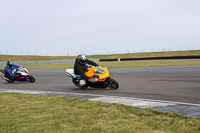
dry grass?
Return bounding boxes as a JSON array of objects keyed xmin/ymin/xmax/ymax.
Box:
[{"xmin": 0, "ymin": 50, "xmax": 200, "ymax": 62}]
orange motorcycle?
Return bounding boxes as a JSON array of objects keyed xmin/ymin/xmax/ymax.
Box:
[{"xmin": 66, "ymin": 66, "xmax": 119, "ymax": 89}]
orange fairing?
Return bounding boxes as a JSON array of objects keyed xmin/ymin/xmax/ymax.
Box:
[
  {"xmin": 85, "ymin": 66, "xmax": 110, "ymax": 81},
  {"xmin": 85, "ymin": 67, "xmax": 96, "ymax": 77}
]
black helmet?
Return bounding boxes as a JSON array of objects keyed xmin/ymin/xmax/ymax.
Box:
[
  {"xmin": 78, "ymin": 55, "xmax": 87, "ymax": 65},
  {"xmin": 7, "ymin": 61, "xmax": 13, "ymax": 67}
]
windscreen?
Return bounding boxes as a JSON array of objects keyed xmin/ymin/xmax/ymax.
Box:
[{"xmin": 96, "ymin": 66, "xmax": 105, "ymax": 74}]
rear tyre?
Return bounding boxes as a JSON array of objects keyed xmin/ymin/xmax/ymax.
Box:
[
  {"xmin": 72, "ymin": 78, "xmax": 88, "ymax": 89},
  {"xmin": 106, "ymin": 78, "xmax": 119, "ymax": 89},
  {"xmin": 28, "ymin": 75, "xmax": 35, "ymax": 83}
]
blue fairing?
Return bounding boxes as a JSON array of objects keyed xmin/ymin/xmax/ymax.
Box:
[{"xmin": 4, "ymin": 64, "xmax": 20, "ymax": 76}]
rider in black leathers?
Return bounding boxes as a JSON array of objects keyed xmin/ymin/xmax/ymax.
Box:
[{"xmin": 74, "ymin": 55, "xmax": 98, "ymax": 83}]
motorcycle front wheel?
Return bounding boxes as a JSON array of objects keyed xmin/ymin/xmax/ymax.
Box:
[
  {"xmin": 72, "ymin": 78, "xmax": 88, "ymax": 89},
  {"xmin": 106, "ymin": 77, "xmax": 119, "ymax": 89},
  {"xmin": 28, "ymin": 75, "xmax": 35, "ymax": 83}
]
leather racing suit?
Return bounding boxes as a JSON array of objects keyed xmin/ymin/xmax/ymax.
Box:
[
  {"xmin": 74, "ymin": 58, "xmax": 98, "ymax": 81},
  {"xmin": 4, "ymin": 64, "xmax": 20, "ymax": 77}
]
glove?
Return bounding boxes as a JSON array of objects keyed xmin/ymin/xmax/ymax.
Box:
[{"xmin": 88, "ymin": 78, "xmax": 95, "ymax": 83}]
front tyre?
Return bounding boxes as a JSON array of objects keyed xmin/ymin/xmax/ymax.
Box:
[
  {"xmin": 72, "ymin": 78, "xmax": 87, "ymax": 89},
  {"xmin": 106, "ymin": 78, "xmax": 119, "ymax": 89},
  {"xmin": 28, "ymin": 75, "xmax": 35, "ymax": 83}
]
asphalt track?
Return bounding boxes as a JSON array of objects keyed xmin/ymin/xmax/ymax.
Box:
[
  {"xmin": 1, "ymin": 66, "xmax": 200, "ymax": 104},
  {"xmin": 0, "ymin": 66, "xmax": 200, "ymax": 117}
]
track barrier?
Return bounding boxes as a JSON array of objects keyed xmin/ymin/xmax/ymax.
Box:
[
  {"xmin": 99, "ymin": 55, "xmax": 200, "ymax": 62},
  {"xmin": 0, "ymin": 56, "xmax": 200, "ymax": 66}
]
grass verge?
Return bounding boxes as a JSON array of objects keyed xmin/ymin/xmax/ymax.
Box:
[
  {"xmin": 0, "ymin": 50, "xmax": 200, "ymax": 62},
  {"xmin": 0, "ymin": 92, "xmax": 199, "ymax": 133},
  {"xmin": 1, "ymin": 59, "xmax": 200, "ymax": 70}
]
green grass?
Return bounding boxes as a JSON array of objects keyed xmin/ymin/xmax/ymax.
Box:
[
  {"xmin": 0, "ymin": 55, "xmax": 76, "ymax": 62},
  {"xmin": 1, "ymin": 59, "xmax": 199, "ymax": 70},
  {"xmin": 1, "ymin": 50, "xmax": 200, "ymax": 62},
  {"xmin": 91, "ymin": 50, "xmax": 200, "ymax": 59},
  {"xmin": 1, "ymin": 50, "xmax": 200, "ymax": 70},
  {"xmin": 0, "ymin": 92, "xmax": 199, "ymax": 133}
]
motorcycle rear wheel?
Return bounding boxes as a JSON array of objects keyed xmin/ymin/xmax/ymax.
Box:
[
  {"xmin": 72, "ymin": 78, "xmax": 88, "ymax": 89},
  {"xmin": 106, "ymin": 77, "xmax": 119, "ymax": 89}
]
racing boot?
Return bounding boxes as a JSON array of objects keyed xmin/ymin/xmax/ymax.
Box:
[{"xmin": 79, "ymin": 79, "xmax": 86, "ymax": 86}]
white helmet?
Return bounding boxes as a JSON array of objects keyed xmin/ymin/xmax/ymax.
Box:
[{"xmin": 78, "ymin": 55, "xmax": 87, "ymax": 65}]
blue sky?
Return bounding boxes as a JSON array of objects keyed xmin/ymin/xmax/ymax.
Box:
[{"xmin": 0, "ymin": 0, "xmax": 200, "ymax": 56}]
